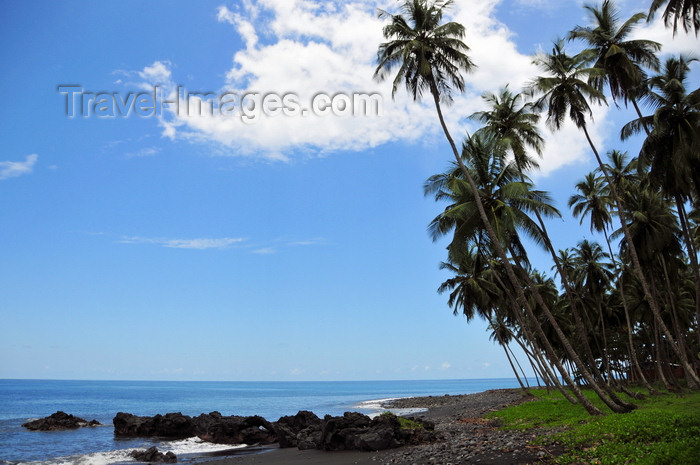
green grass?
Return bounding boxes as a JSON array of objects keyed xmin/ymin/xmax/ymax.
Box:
[
  {"xmin": 489, "ymin": 388, "xmax": 700, "ymax": 464},
  {"xmin": 379, "ymin": 412, "xmax": 426, "ymax": 430}
]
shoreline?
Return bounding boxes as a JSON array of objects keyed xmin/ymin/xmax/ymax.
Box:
[{"xmin": 203, "ymin": 388, "xmax": 545, "ymax": 465}]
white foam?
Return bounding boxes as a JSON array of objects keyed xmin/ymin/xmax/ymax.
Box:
[
  {"xmin": 353, "ymin": 398, "xmax": 427, "ymax": 419},
  {"xmin": 354, "ymin": 397, "xmax": 403, "ymax": 410},
  {"xmin": 17, "ymin": 449, "xmax": 133, "ymax": 465},
  {"xmin": 162, "ymin": 437, "xmax": 247, "ymax": 455},
  {"xmin": 14, "ymin": 438, "xmax": 247, "ymax": 465}
]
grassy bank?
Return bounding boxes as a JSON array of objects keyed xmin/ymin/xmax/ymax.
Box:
[{"xmin": 489, "ymin": 388, "xmax": 700, "ymax": 464}]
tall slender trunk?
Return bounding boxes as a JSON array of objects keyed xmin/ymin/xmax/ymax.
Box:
[
  {"xmin": 509, "ymin": 246, "xmax": 635, "ymax": 411},
  {"xmin": 674, "ymin": 195, "xmax": 700, "ymax": 350},
  {"xmin": 492, "ymin": 319, "xmax": 529, "ymax": 393},
  {"xmin": 493, "ymin": 260, "xmax": 578, "ymax": 403},
  {"xmin": 602, "ymin": 231, "xmax": 658, "ymax": 394},
  {"xmin": 430, "ymin": 86, "xmax": 606, "ymax": 414},
  {"xmin": 653, "ymin": 318, "xmax": 673, "ymax": 390},
  {"xmin": 596, "ymin": 300, "xmax": 614, "ymax": 383},
  {"xmin": 659, "ymin": 254, "xmax": 691, "ymax": 367},
  {"xmin": 529, "ymin": 187, "xmax": 623, "ymax": 399},
  {"xmin": 581, "ymin": 125, "xmax": 700, "ymax": 388},
  {"xmin": 632, "ymin": 97, "xmax": 700, "ymax": 369}
]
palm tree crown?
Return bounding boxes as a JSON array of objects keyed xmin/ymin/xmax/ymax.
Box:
[
  {"xmin": 527, "ymin": 40, "xmax": 607, "ymax": 130},
  {"xmin": 470, "ymin": 86, "xmax": 544, "ymax": 173},
  {"xmin": 569, "ymin": 0, "xmax": 661, "ymax": 106},
  {"xmin": 374, "ymin": 0, "xmax": 475, "ymax": 103},
  {"xmin": 569, "ymin": 172, "xmax": 614, "ymax": 234},
  {"xmin": 622, "ymin": 55, "xmax": 700, "ymax": 200}
]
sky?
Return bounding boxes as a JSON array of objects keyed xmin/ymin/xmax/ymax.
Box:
[{"xmin": 1, "ymin": 0, "xmax": 698, "ymax": 382}]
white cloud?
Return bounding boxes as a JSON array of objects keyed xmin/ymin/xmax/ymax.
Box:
[
  {"xmin": 633, "ymin": 15, "xmax": 700, "ymax": 57},
  {"xmin": 535, "ymin": 102, "xmax": 611, "ymax": 177},
  {"xmin": 0, "ymin": 154, "xmax": 38, "ymax": 180},
  {"xmin": 138, "ymin": 61, "xmax": 172, "ymax": 85},
  {"xmin": 119, "ymin": 236, "xmax": 244, "ymax": 249},
  {"xmin": 440, "ymin": 362, "xmax": 451, "ymax": 370},
  {"xmin": 129, "ymin": 0, "xmax": 628, "ymax": 174}
]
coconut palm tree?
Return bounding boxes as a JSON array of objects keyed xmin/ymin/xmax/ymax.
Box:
[
  {"xmin": 570, "ymin": 173, "xmax": 614, "ymax": 236},
  {"xmin": 425, "ymin": 134, "xmax": 557, "ymax": 253},
  {"xmin": 470, "ymin": 86, "xmax": 544, "ymax": 172},
  {"xmin": 471, "ymin": 88, "xmax": 632, "ymax": 401},
  {"xmin": 528, "ymin": 40, "xmax": 700, "ymax": 388},
  {"xmin": 377, "ymin": 1, "xmax": 635, "ymax": 411},
  {"xmin": 568, "ymin": 164, "xmax": 657, "ymax": 394},
  {"xmin": 648, "ymin": 0, "xmax": 700, "ymax": 35},
  {"xmin": 571, "ymin": 240, "xmax": 616, "ymax": 379},
  {"xmin": 569, "ymin": 0, "xmax": 660, "ymax": 119},
  {"xmin": 622, "ymin": 55, "xmax": 700, "ymax": 351},
  {"xmin": 622, "ymin": 56, "xmax": 700, "ymax": 201},
  {"xmin": 426, "ymin": 132, "xmax": 629, "ymax": 414}
]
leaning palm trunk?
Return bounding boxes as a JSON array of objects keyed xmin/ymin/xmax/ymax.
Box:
[
  {"xmin": 506, "ymin": 244, "xmax": 635, "ymax": 413},
  {"xmin": 493, "ymin": 269, "xmax": 579, "ymax": 402},
  {"xmin": 529, "ymin": 196, "xmax": 635, "ymax": 408},
  {"xmin": 603, "ymin": 233, "xmax": 658, "ymax": 395},
  {"xmin": 659, "ymin": 254, "xmax": 692, "ymax": 366},
  {"xmin": 491, "ymin": 318, "xmax": 530, "ymax": 393},
  {"xmin": 673, "ymin": 196, "xmax": 700, "ymax": 350},
  {"xmin": 428, "ymin": 82, "xmax": 606, "ymax": 414},
  {"xmin": 582, "ymin": 126, "xmax": 700, "ymax": 388}
]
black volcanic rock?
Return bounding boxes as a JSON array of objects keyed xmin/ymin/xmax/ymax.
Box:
[
  {"xmin": 22, "ymin": 411, "xmax": 101, "ymax": 431},
  {"xmin": 130, "ymin": 446, "xmax": 177, "ymax": 463},
  {"xmin": 318, "ymin": 411, "xmax": 436, "ymax": 452},
  {"xmin": 274, "ymin": 410, "xmax": 322, "ymax": 448},
  {"xmin": 113, "ymin": 411, "xmax": 276, "ymax": 445},
  {"xmin": 193, "ymin": 411, "xmax": 277, "ymax": 445},
  {"xmin": 113, "ymin": 408, "xmax": 437, "ymax": 452},
  {"xmin": 113, "ymin": 412, "xmax": 195, "ymax": 438}
]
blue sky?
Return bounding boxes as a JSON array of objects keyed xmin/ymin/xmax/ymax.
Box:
[{"xmin": 1, "ymin": 0, "xmax": 698, "ymax": 382}]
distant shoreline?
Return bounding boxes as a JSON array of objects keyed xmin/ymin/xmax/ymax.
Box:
[{"xmin": 203, "ymin": 388, "xmax": 542, "ymax": 465}]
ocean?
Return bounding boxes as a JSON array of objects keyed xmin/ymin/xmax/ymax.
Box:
[{"xmin": 0, "ymin": 378, "xmax": 522, "ymax": 464}]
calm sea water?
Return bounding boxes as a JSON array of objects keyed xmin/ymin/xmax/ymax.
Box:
[{"xmin": 0, "ymin": 378, "xmax": 522, "ymax": 464}]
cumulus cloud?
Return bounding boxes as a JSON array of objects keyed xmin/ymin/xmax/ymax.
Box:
[
  {"xmin": 130, "ymin": 0, "xmax": 654, "ymax": 174},
  {"xmin": 0, "ymin": 154, "xmax": 38, "ymax": 180}
]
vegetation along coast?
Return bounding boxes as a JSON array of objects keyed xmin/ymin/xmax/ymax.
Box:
[{"xmin": 204, "ymin": 388, "xmax": 700, "ymax": 465}]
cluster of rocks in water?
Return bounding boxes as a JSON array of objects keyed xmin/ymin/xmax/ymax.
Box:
[
  {"xmin": 129, "ymin": 446, "xmax": 177, "ymax": 463},
  {"xmin": 113, "ymin": 409, "xmax": 437, "ymax": 452},
  {"xmin": 21, "ymin": 411, "xmax": 101, "ymax": 431}
]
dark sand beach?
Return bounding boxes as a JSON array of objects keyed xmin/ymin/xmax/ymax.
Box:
[{"xmin": 205, "ymin": 389, "xmax": 557, "ymax": 465}]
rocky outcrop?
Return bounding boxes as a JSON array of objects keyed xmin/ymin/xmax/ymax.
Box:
[
  {"xmin": 113, "ymin": 412, "xmax": 195, "ymax": 439},
  {"xmin": 193, "ymin": 411, "xmax": 277, "ymax": 445},
  {"xmin": 113, "ymin": 411, "xmax": 276, "ymax": 445},
  {"xmin": 319, "ymin": 412, "xmax": 436, "ymax": 452},
  {"xmin": 22, "ymin": 411, "xmax": 101, "ymax": 431},
  {"xmin": 113, "ymin": 409, "xmax": 437, "ymax": 452},
  {"xmin": 273, "ymin": 410, "xmax": 322, "ymax": 449},
  {"xmin": 273, "ymin": 410, "xmax": 436, "ymax": 452},
  {"xmin": 130, "ymin": 446, "xmax": 177, "ymax": 463}
]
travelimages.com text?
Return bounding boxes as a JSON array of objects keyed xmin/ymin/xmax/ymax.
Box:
[{"xmin": 58, "ymin": 85, "xmax": 383, "ymax": 123}]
